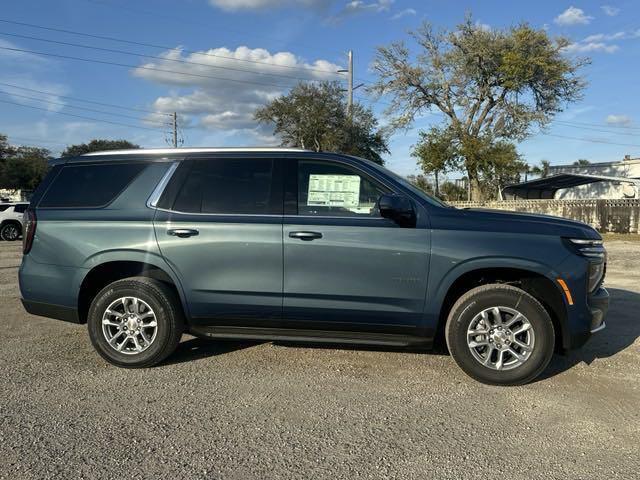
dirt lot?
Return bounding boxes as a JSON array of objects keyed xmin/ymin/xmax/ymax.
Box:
[{"xmin": 1, "ymin": 240, "xmax": 639, "ymax": 480}]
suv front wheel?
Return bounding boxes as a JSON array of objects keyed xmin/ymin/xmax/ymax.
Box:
[
  {"xmin": 87, "ymin": 277, "xmax": 183, "ymax": 368},
  {"xmin": 445, "ymin": 284, "xmax": 555, "ymax": 386}
]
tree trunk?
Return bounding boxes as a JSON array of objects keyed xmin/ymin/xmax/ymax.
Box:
[
  {"xmin": 434, "ymin": 171, "xmax": 440, "ymax": 198},
  {"xmin": 468, "ymin": 170, "xmax": 483, "ymax": 202}
]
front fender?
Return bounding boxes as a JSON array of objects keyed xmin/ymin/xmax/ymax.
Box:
[{"xmin": 424, "ymin": 255, "xmax": 567, "ymax": 332}]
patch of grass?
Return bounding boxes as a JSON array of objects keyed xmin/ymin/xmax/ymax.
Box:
[{"xmin": 602, "ymin": 233, "xmax": 640, "ymax": 242}]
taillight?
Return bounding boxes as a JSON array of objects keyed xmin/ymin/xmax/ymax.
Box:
[{"xmin": 23, "ymin": 208, "xmax": 36, "ymax": 254}]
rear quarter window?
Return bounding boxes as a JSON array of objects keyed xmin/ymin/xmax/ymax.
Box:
[{"xmin": 39, "ymin": 163, "xmax": 146, "ymax": 208}]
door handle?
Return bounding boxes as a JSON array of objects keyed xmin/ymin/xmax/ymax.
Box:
[
  {"xmin": 167, "ymin": 228, "xmax": 199, "ymax": 238},
  {"xmin": 289, "ymin": 231, "xmax": 323, "ymax": 241}
]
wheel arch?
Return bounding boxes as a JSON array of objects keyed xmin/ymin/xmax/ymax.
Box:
[
  {"xmin": 0, "ymin": 219, "xmax": 22, "ymax": 231},
  {"xmin": 432, "ymin": 261, "xmax": 568, "ymax": 353},
  {"xmin": 76, "ymin": 255, "xmax": 189, "ymax": 324}
]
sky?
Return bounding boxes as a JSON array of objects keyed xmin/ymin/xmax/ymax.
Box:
[{"xmin": 0, "ymin": 0, "xmax": 639, "ymax": 177}]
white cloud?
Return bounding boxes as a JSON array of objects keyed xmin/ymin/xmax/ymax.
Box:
[
  {"xmin": 554, "ymin": 6, "xmax": 593, "ymax": 26},
  {"xmin": 475, "ymin": 21, "xmax": 491, "ymax": 32},
  {"xmin": 0, "ymin": 76, "xmax": 69, "ymax": 112},
  {"xmin": 391, "ymin": 8, "xmax": 416, "ymax": 20},
  {"xmin": 583, "ymin": 31, "xmax": 627, "ymax": 42},
  {"xmin": 132, "ymin": 45, "xmax": 342, "ymax": 135},
  {"xmin": 605, "ymin": 114, "xmax": 633, "ymax": 126},
  {"xmin": 329, "ymin": 0, "xmax": 394, "ymax": 21},
  {"xmin": 601, "ymin": 5, "xmax": 620, "ymax": 16},
  {"xmin": 0, "ymin": 39, "xmax": 51, "ymax": 66},
  {"xmin": 0, "ymin": 37, "xmax": 68, "ymax": 113},
  {"xmin": 208, "ymin": 0, "xmax": 330, "ymax": 11},
  {"xmin": 563, "ymin": 29, "xmax": 640, "ymax": 55},
  {"xmin": 563, "ymin": 41, "xmax": 619, "ymax": 53}
]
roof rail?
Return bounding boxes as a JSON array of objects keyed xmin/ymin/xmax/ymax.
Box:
[{"xmin": 82, "ymin": 147, "xmax": 312, "ymax": 156}]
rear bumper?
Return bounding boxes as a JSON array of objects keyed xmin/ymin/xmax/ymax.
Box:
[
  {"xmin": 21, "ymin": 299, "xmax": 81, "ymax": 323},
  {"xmin": 19, "ymin": 254, "xmax": 85, "ymax": 321}
]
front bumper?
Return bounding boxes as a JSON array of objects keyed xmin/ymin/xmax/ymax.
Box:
[{"xmin": 588, "ymin": 286, "xmax": 609, "ymax": 333}]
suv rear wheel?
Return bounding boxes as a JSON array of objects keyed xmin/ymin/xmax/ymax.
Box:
[
  {"xmin": 445, "ymin": 284, "xmax": 555, "ymax": 386},
  {"xmin": 87, "ymin": 277, "xmax": 183, "ymax": 368},
  {"xmin": 0, "ymin": 222, "xmax": 21, "ymax": 241}
]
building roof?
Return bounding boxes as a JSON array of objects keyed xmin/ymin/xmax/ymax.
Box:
[
  {"xmin": 548, "ymin": 156, "xmax": 640, "ymax": 170},
  {"xmin": 502, "ymin": 173, "xmax": 640, "ymax": 199}
]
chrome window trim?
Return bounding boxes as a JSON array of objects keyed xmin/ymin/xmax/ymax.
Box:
[
  {"xmin": 146, "ymin": 161, "xmax": 179, "ymax": 208},
  {"xmin": 153, "ymin": 206, "xmax": 388, "ymax": 221},
  {"xmin": 147, "ymin": 156, "xmax": 398, "ymax": 222}
]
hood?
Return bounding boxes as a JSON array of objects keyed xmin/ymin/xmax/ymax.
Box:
[{"xmin": 434, "ymin": 207, "xmax": 601, "ymax": 239}]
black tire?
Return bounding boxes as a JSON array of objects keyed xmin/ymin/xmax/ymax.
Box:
[
  {"xmin": 445, "ymin": 284, "xmax": 555, "ymax": 386},
  {"xmin": 0, "ymin": 222, "xmax": 21, "ymax": 241},
  {"xmin": 87, "ymin": 277, "xmax": 184, "ymax": 368}
]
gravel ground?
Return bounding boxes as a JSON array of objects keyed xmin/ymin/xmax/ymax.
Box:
[{"xmin": 1, "ymin": 240, "xmax": 639, "ymax": 479}]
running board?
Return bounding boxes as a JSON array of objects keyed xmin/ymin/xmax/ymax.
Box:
[{"xmin": 188, "ymin": 326, "xmax": 432, "ymax": 348}]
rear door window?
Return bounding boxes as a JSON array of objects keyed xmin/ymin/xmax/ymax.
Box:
[
  {"xmin": 168, "ymin": 158, "xmax": 282, "ymax": 215},
  {"xmin": 13, "ymin": 204, "xmax": 27, "ymax": 213},
  {"xmin": 39, "ymin": 163, "xmax": 146, "ymax": 208}
]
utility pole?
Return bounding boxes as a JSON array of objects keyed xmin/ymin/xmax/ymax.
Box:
[
  {"xmin": 172, "ymin": 112, "xmax": 178, "ymax": 148},
  {"xmin": 337, "ymin": 50, "xmax": 363, "ymax": 118},
  {"xmin": 347, "ymin": 50, "xmax": 353, "ymax": 115}
]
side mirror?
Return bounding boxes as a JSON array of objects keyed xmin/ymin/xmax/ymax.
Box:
[{"xmin": 378, "ymin": 194, "xmax": 416, "ymax": 227}]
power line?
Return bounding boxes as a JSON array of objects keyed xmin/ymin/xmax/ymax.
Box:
[
  {"xmin": 76, "ymin": 0, "xmax": 350, "ymax": 63},
  {"xmin": 554, "ymin": 119, "xmax": 640, "ymax": 132},
  {"xmin": 0, "ymin": 45, "xmax": 304, "ymax": 89},
  {"xmin": 0, "ymin": 81, "xmax": 171, "ymax": 116},
  {"xmin": 541, "ymin": 133, "xmax": 640, "ymax": 148},
  {"xmin": 0, "ymin": 31, "xmax": 333, "ymax": 84},
  {"xmin": 554, "ymin": 121, "xmax": 639, "ymax": 137},
  {"xmin": 0, "ymin": 99, "xmax": 164, "ymax": 132},
  {"xmin": 0, "ymin": 18, "xmax": 345, "ymax": 76},
  {"xmin": 0, "ymin": 89, "xmax": 169, "ymax": 125}
]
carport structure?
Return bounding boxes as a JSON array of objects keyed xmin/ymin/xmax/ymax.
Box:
[{"xmin": 502, "ymin": 173, "xmax": 640, "ymax": 199}]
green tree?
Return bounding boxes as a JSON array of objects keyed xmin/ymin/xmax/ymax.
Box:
[
  {"xmin": 440, "ymin": 181, "xmax": 467, "ymax": 201},
  {"xmin": 0, "ymin": 146, "xmax": 50, "ymax": 190},
  {"xmin": 531, "ymin": 159, "xmax": 551, "ymax": 178},
  {"xmin": 411, "ymin": 127, "xmax": 456, "ymax": 197},
  {"xmin": 573, "ymin": 159, "xmax": 590, "ymax": 166},
  {"xmin": 255, "ymin": 81, "xmax": 389, "ymax": 165},
  {"xmin": 61, "ymin": 139, "xmax": 140, "ymax": 157},
  {"xmin": 476, "ymin": 141, "xmax": 527, "ymax": 198},
  {"xmin": 0, "ymin": 133, "xmax": 16, "ymax": 162},
  {"xmin": 370, "ymin": 16, "xmax": 587, "ymax": 199},
  {"xmin": 406, "ymin": 174, "xmax": 434, "ymax": 195}
]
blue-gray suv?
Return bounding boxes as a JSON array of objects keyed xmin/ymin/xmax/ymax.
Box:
[{"xmin": 19, "ymin": 148, "xmax": 609, "ymax": 385}]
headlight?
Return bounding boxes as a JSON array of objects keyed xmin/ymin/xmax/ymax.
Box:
[
  {"xmin": 588, "ymin": 261, "xmax": 605, "ymax": 292},
  {"xmin": 566, "ymin": 238, "xmax": 606, "ymax": 259},
  {"xmin": 565, "ymin": 238, "xmax": 607, "ymax": 292}
]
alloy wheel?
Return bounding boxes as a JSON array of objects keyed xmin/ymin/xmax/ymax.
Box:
[
  {"xmin": 466, "ymin": 306, "xmax": 535, "ymax": 371},
  {"xmin": 101, "ymin": 297, "xmax": 158, "ymax": 355}
]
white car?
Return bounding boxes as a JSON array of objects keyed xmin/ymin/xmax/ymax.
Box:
[{"xmin": 0, "ymin": 203, "xmax": 29, "ymax": 241}]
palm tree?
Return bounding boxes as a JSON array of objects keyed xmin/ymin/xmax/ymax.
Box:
[{"xmin": 531, "ymin": 160, "xmax": 551, "ymax": 178}]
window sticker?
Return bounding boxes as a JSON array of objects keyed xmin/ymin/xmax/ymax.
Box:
[{"xmin": 307, "ymin": 174, "xmax": 361, "ymax": 208}]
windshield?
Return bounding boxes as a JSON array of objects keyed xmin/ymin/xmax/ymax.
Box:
[{"xmin": 351, "ymin": 156, "xmax": 451, "ymax": 208}]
